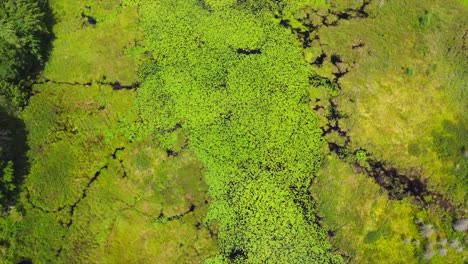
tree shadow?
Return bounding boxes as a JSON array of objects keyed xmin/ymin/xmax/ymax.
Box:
[
  {"xmin": 2, "ymin": 1, "xmax": 57, "ymax": 107},
  {"xmin": 0, "ymin": 105, "xmax": 29, "ymax": 209},
  {"xmin": 0, "ymin": 0, "xmax": 54, "ymax": 207},
  {"xmin": 33, "ymin": 0, "xmax": 56, "ymax": 80}
]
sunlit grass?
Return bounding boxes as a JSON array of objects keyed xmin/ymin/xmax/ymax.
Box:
[
  {"xmin": 43, "ymin": 0, "xmax": 140, "ymax": 84},
  {"xmin": 317, "ymin": 0, "xmax": 468, "ymax": 204}
]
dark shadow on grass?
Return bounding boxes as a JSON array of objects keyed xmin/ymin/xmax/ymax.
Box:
[
  {"xmin": 0, "ymin": 0, "xmax": 54, "ymax": 209},
  {"xmin": 24, "ymin": 1, "xmax": 56, "ymax": 103},
  {"xmin": 41, "ymin": 1, "xmax": 56, "ymax": 59},
  {"xmin": 0, "ymin": 105, "xmax": 29, "ymax": 210},
  {"xmin": 35, "ymin": 1, "xmax": 56, "ymax": 73},
  {"xmin": 0, "ymin": 0, "xmax": 56, "ymax": 108}
]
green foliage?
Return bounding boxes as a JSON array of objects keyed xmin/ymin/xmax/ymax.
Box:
[
  {"xmin": 0, "ymin": 81, "xmax": 28, "ymax": 107},
  {"xmin": 406, "ymin": 67, "xmax": 416, "ymax": 77},
  {"xmin": 208, "ymin": 177, "xmax": 342, "ymax": 263},
  {"xmin": 21, "ymin": 84, "xmax": 132, "ymax": 210},
  {"xmin": 0, "ymin": 104, "xmax": 28, "ymax": 208},
  {"xmin": 432, "ymin": 120, "xmax": 468, "ymax": 160},
  {"xmin": 0, "ymin": 0, "xmax": 220, "ymax": 255},
  {"xmin": 0, "ymin": 160, "xmax": 14, "ymax": 190},
  {"xmin": 418, "ymin": 9, "xmax": 433, "ymax": 28},
  {"xmin": 0, "ymin": 160, "xmax": 14, "ymax": 204},
  {"xmin": 131, "ymin": 0, "xmax": 342, "ymax": 262},
  {"xmin": 0, "ymin": 0, "xmax": 47, "ymax": 80},
  {"xmin": 134, "ymin": 152, "xmax": 150, "ymax": 169},
  {"xmin": 309, "ymin": 76, "xmax": 340, "ymax": 97},
  {"xmin": 408, "ymin": 142, "xmax": 423, "ymax": 156},
  {"xmin": 364, "ymin": 225, "xmax": 391, "ymax": 244},
  {"xmin": 8, "ymin": 210, "xmax": 67, "ymax": 262},
  {"xmin": 432, "ymin": 119, "xmax": 468, "ymax": 189},
  {"xmin": 204, "ymin": 0, "xmax": 237, "ymax": 10},
  {"xmin": 234, "ymin": 0, "xmax": 328, "ymax": 13},
  {"xmin": 1, "ymin": 0, "xmax": 466, "ymax": 263},
  {"xmin": 0, "ymin": 0, "xmax": 49, "ymax": 106},
  {"xmin": 355, "ymin": 150, "xmax": 369, "ymax": 167},
  {"xmin": 5, "ymin": 82, "xmax": 219, "ymax": 262}
]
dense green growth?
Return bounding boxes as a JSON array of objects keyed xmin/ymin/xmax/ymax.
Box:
[
  {"xmin": 0, "ymin": 0, "xmax": 49, "ymax": 106},
  {"xmin": 0, "ymin": 99, "xmax": 28, "ymax": 209},
  {"xmin": 0, "ymin": 107, "xmax": 15, "ymax": 205},
  {"xmin": 1, "ymin": 83, "xmax": 219, "ymax": 263},
  {"xmin": 128, "ymin": 0, "xmax": 342, "ymax": 262},
  {"xmin": 313, "ymin": 156, "xmax": 420, "ymax": 263},
  {"xmin": 0, "ymin": 0, "xmax": 467, "ymax": 263},
  {"xmin": 0, "ymin": 1, "xmax": 219, "ymax": 262}
]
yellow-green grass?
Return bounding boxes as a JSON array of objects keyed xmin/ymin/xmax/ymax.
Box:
[
  {"xmin": 42, "ymin": 0, "xmax": 141, "ymax": 84},
  {"xmin": 314, "ymin": 0, "xmax": 468, "ymax": 204},
  {"xmin": 57, "ymin": 139, "xmax": 218, "ymax": 263},
  {"xmin": 21, "ymin": 83, "xmax": 135, "ymax": 210},
  {"xmin": 312, "ymin": 155, "xmax": 467, "ymax": 263},
  {"xmin": 16, "ymin": 82, "xmax": 218, "ymax": 261},
  {"xmin": 15, "ymin": 78, "xmax": 219, "ymax": 262}
]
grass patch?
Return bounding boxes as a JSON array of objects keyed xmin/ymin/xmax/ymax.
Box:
[
  {"xmin": 312, "ymin": 155, "xmax": 467, "ymax": 263},
  {"xmin": 42, "ymin": 0, "xmax": 141, "ymax": 84},
  {"xmin": 316, "ymin": 0, "xmax": 468, "ymax": 204}
]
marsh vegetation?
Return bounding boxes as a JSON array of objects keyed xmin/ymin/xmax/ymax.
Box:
[{"xmin": 0, "ymin": 0, "xmax": 466, "ymax": 263}]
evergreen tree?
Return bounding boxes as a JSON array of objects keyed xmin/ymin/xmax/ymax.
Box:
[{"xmin": 0, "ymin": 0, "xmax": 48, "ymax": 106}]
